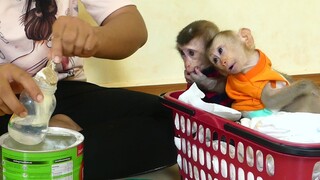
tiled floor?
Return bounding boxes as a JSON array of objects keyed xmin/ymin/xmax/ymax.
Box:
[{"xmin": 124, "ymin": 164, "xmax": 181, "ymax": 180}]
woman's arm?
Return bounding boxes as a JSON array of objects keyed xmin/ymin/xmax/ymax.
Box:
[
  {"xmin": 94, "ymin": 5, "xmax": 148, "ymax": 59},
  {"xmin": 51, "ymin": 5, "xmax": 148, "ymax": 62}
]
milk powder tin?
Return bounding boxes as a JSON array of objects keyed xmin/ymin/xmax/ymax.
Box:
[{"xmin": 0, "ymin": 127, "xmax": 84, "ymax": 180}]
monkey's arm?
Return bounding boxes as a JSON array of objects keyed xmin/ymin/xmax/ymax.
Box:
[
  {"xmin": 189, "ymin": 73, "xmax": 226, "ymax": 94},
  {"xmin": 200, "ymin": 76, "xmax": 226, "ymax": 93},
  {"xmin": 275, "ymin": 70, "xmax": 295, "ymax": 83},
  {"xmin": 211, "ymin": 76, "xmax": 227, "ymax": 93},
  {"xmin": 261, "ymin": 80, "xmax": 319, "ymax": 110}
]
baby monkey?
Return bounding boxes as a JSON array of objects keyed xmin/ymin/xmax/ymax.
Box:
[
  {"xmin": 207, "ymin": 28, "xmax": 320, "ymax": 118},
  {"xmin": 176, "ymin": 20, "xmax": 233, "ymax": 106}
]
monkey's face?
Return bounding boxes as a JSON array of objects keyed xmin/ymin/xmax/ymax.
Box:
[
  {"xmin": 207, "ymin": 34, "xmax": 248, "ymax": 75},
  {"xmin": 177, "ymin": 37, "xmax": 211, "ymax": 74}
]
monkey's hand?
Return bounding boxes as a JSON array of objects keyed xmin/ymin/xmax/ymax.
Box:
[
  {"xmin": 184, "ymin": 70, "xmax": 194, "ymax": 84},
  {"xmin": 189, "ymin": 68, "xmax": 217, "ymax": 92},
  {"xmin": 262, "ymin": 79, "xmax": 319, "ymax": 111},
  {"xmin": 309, "ymin": 82, "xmax": 320, "ymax": 97},
  {"xmin": 292, "ymin": 79, "xmax": 319, "ymax": 95},
  {"xmin": 312, "ymin": 89, "xmax": 320, "ymax": 97}
]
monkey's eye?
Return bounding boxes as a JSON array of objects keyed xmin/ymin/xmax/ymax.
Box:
[
  {"xmin": 187, "ymin": 49, "xmax": 195, "ymax": 57},
  {"xmin": 178, "ymin": 49, "xmax": 185, "ymax": 56},
  {"xmin": 212, "ymin": 57, "xmax": 219, "ymax": 64},
  {"xmin": 218, "ymin": 47, "xmax": 223, "ymax": 55}
]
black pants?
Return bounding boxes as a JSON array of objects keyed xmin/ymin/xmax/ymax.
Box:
[{"xmin": 0, "ymin": 81, "xmax": 177, "ymax": 179}]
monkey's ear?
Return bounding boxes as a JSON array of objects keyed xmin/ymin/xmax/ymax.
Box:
[{"xmin": 238, "ymin": 28, "xmax": 255, "ymax": 49}]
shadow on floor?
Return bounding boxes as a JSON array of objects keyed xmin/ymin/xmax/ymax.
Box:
[{"xmin": 122, "ymin": 164, "xmax": 181, "ymax": 180}]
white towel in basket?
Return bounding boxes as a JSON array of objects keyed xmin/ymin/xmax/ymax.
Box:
[
  {"xmin": 178, "ymin": 83, "xmax": 241, "ymax": 121},
  {"xmin": 241, "ymin": 111, "xmax": 320, "ymax": 143}
]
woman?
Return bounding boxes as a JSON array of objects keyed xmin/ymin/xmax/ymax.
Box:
[{"xmin": 0, "ymin": 0, "xmax": 176, "ymax": 179}]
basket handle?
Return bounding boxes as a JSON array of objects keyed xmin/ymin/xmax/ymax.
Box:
[{"xmin": 159, "ymin": 94, "xmax": 195, "ymax": 116}]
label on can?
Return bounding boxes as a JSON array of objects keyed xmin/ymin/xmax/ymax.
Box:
[{"xmin": 0, "ymin": 127, "xmax": 84, "ymax": 180}]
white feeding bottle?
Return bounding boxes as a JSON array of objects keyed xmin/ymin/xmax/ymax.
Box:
[{"xmin": 8, "ymin": 60, "xmax": 58, "ymax": 145}]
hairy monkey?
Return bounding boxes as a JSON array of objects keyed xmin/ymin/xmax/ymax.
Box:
[
  {"xmin": 207, "ymin": 28, "xmax": 320, "ymax": 118},
  {"xmin": 176, "ymin": 20, "xmax": 233, "ymax": 106}
]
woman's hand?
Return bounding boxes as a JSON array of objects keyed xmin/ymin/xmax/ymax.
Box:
[
  {"xmin": 50, "ymin": 6, "xmax": 147, "ymax": 63},
  {"xmin": 0, "ymin": 64, "xmax": 43, "ymax": 117},
  {"xmin": 51, "ymin": 16, "xmax": 99, "ymax": 63}
]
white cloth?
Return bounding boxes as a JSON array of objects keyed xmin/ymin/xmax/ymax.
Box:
[
  {"xmin": 241, "ymin": 111, "xmax": 320, "ymax": 143},
  {"xmin": 178, "ymin": 83, "xmax": 241, "ymax": 121}
]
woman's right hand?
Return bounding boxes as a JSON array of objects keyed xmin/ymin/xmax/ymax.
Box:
[{"xmin": 0, "ymin": 64, "xmax": 43, "ymax": 117}]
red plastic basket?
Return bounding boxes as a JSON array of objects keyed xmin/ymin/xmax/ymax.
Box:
[{"xmin": 160, "ymin": 91, "xmax": 320, "ymax": 180}]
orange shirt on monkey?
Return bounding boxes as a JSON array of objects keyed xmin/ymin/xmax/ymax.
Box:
[{"xmin": 226, "ymin": 50, "xmax": 289, "ymax": 117}]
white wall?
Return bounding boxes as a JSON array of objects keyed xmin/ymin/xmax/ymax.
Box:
[{"xmin": 80, "ymin": 0, "xmax": 320, "ymax": 87}]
